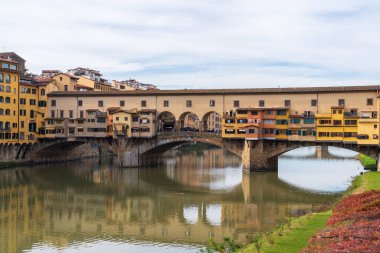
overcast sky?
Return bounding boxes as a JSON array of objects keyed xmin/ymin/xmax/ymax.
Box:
[{"xmin": 1, "ymin": 0, "xmax": 379, "ymax": 89}]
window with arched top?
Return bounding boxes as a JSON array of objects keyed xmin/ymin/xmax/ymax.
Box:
[
  {"xmin": 5, "ymin": 97, "xmax": 10, "ymax": 103},
  {"xmin": 5, "ymin": 74, "xmax": 10, "ymax": 83},
  {"xmin": 5, "ymin": 122, "xmax": 10, "ymax": 129},
  {"xmin": 0, "ymin": 73, "xmax": 3, "ymax": 82},
  {"xmin": 5, "ymin": 86, "xmax": 10, "ymax": 92},
  {"xmin": 41, "ymin": 88, "xmax": 45, "ymax": 96},
  {"xmin": 5, "ymin": 109, "xmax": 10, "ymax": 115},
  {"xmin": 0, "ymin": 109, "xmax": 3, "ymax": 115},
  {"xmin": 0, "ymin": 121, "xmax": 3, "ymax": 129}
]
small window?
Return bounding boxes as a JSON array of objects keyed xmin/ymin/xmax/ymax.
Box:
[
  {"xmin": 186, "ymin": 100, "xmax": 192, "ymax": 107},
  {"xmin": 284, "ymin": 100, "xmax": 291, "ymax": 107},
  {"xmin": 233, "ymin": 100, "xmax": 239, "ymax": 107},
  {"xmin": 60, "ymin": 110, "xmax": 64, "ymax": 118},
  {"xmin": 311, "ymin": 99, "xmax": 317, "ymax": 107},
  {"xmin": 41, "ymin": 89, "xmax": 45, "ymax": 96},
  {"xmin": 120, "ymin": 100, "xmax": 125, "ymax": 107},
  {"xmin": 259, "ymin": 100, "xmax": 265, "ymax": 107},
  {"xmin": 78, "ymin": 100, "xmax": 83, "ymax": 106},
  {"xmin": 98, "ymin": 100, "xmax": 103, "ymax": 107},
  {"xmin": 210, "ymin": 100, "xmax": 215, "ymax": 107},
  {"xmin": 164, "ymin": 100, "xmax": 169, "ymax": 107},
  {"xmin": 69, "ymin": 110, "xmax": 73, "ymax": 119},
  {"xmin": 51, "ymin": 100, "xmax": 56, "ymax": 106},
  {"xmin": 80, "ymin": 110, "xmax": 84, "ymax": 118},
  {"xmin": 59, "ymin": 77, "xmax": 63, "ymax": 81},
  {"xmin": 116, "ymin": 117, "xmax": 119, "ymax": 121},
  {"xmin": 124, "ymin": 117, "xmax": 128, "ymax": 121},
  {"xmin": 51, "ymin": 110, "xmax": 55, "ymax": 118},
  {"xmin": 141, "ymin": 100, "xmax": 147, "ymax": 107},
  {"xmin": 367, "ymin": 98, "xmax": 373, "ymax": 106},
  {"xmin": 338, "ymin": 99, "xmax": 345, "ymax": 106},
  {"xmin": 64, "ymin": 85, "xmax": 68, "ymax": 91}
]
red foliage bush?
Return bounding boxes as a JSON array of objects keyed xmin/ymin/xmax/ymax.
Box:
[{"xmin": 303, "ymin": 190, "xmax": 380, "ymax": 253}]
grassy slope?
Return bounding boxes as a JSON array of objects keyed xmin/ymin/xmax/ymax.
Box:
[
  {"xmin": 241, "ymin": 211, "xmax": 331, "ymax": 253},
  {"xmin": 240, "ymin": 171, "xmax": 380, "ymax": 253},
  {"xmin": 353, "ymin": 171, "xmax": 380, "ymax": 194}
]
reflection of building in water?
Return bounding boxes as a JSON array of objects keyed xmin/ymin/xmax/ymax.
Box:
[
  {"xmin": 163, "ymin": 148, "xmax": 242, "ymax": 190},
  {"xmin": 206, "ymin": 112, "xmax": 221, "ymax": 131},
  {"xmin": 0, "ymin": 153, "xmax": 337, "ymax": 253}
]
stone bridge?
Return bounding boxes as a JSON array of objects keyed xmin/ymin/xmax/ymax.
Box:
[{"xmin": 1, "ymin": 132, "xmax": 379, "ymax": 171}]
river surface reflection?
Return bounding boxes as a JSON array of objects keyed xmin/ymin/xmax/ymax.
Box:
[{"xmin": 0, "ymin": 145, "xmax": 365, "ymax": 253}]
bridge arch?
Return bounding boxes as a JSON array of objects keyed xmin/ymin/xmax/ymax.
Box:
[
  {"xmin": 138, "ymin": 133, "xmax": 244, "ymax": 167},
  {"xmin": 30, "ymin": 139, "xmax": 116, "ymax": 163},
  {"xmin": 178, "ymin": 112, "xmax": 200, "ymax": 131},
  {"xmin": 243, "ymin": 140, "xmax": 379, "ymax": 171},
  {"xmin": 201, "ymin": 111, "xmax": 222, "ymax": 133},
  {"xmin": 157, "ymin": 111, "xmax": 176, "ymax": 132}
]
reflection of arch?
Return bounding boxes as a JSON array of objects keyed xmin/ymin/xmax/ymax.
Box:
[
  {"xmin": 206, "ymin": 204, "xmax": 222, "ymax": 226},
  {"xmin": 157, "ymin": 111, "xmax": 176, "ymax": 132},
  {"xmin": 183, "ymin": 205, "xmax": 199, "ymax": 225},
  {"xmin": 201, "ymin": 111, "xmax": 222, "ymax": 133},
  {"xmin": 179, "ymin": 112, "xmax": 200, "ymax": 131}
]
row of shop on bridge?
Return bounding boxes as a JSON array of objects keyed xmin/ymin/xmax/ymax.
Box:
[{"xmin": 222, "ymin": 106, "xmax": 378, "ymax": 145}]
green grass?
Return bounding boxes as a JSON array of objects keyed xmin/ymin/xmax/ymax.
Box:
[
  {"xmin": 353, "ymin": 171, "xmax": 380, "ymax": 194},
  {"xmin": 240, "ymin": 211, "xmax": 331, "ymax": 253},
  {"xmin": 358, "ymin": 154, "xmax": 377, "ymax": 170}
]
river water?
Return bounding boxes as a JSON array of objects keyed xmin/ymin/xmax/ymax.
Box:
[{"xmin": 0, "ymin": 145, "xmax": 365, "ymax": 253}]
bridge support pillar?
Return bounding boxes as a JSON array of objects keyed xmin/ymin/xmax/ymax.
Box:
[{"xmin": 242, "ymin": 140, "xmax": 278, "ymax": 171}]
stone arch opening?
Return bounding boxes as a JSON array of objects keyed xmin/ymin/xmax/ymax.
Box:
[
  {"xmin": 157, "ymin": 111, "xmax": 176, "ymax": 132},
  {"xmin": 201, "ymin": 111, "xmax": 222, "ymax": 133},
  {"xmin": 179, "ymin": 112, "xmax": 200, "ymax": 132},
  {"xmin": 33, "ymin": 140, "xmax": 115, "ymax": 163}
]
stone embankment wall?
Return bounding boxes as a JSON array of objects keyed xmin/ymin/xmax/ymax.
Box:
[{"xmin": 0, "ymin": 143, "xmax": 113, "ymax": 165}]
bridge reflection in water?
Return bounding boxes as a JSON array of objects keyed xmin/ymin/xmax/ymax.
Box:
[{"xmin": 0, "ymin": 146, "xmax": 363, "ymax": 253}]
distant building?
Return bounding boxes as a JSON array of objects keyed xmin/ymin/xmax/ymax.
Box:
[
  {"xmin": 41, "ymin": 70, "xmax": 61, "ymax": 78},
  {"xmin": 112, "ymin": 79, "xmax": 157, "ymax": 91},
  {"xmin": 0, "ymin": 52, "xmax": 26, "ymax": 74},
  {"xmin": 67, "ymin": 67, "xmax": 103, "ymax": 82}
]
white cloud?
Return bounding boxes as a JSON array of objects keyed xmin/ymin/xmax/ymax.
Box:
[{"xmin": 0, "ymin": 0, "xmax": 379, "ymax": 88}]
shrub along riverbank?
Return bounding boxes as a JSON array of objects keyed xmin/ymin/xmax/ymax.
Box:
[
  {"xmin": 358, "ymin": 154, "xmax": 377, "ymax": 170},
  {"xmin": 201, "ymin": 171, "xmax": 380, "ymax": 253}
]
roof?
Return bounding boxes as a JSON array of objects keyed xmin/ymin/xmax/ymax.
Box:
[
  {"xmin": 42, "ymin": 70, "xmax": 61, "ymax": 73},
  {"xmin": 35, "ymin": 77, "xmax": 52, "ymax": 83},
  {"xmin": 0, "ymin": 52, "xmax": 25, "ymax": 61},
  {"xmin": 52, "ymin": 73, "xmax": 80, "ymax": 80},
  {"xmin": 47, "ymin": 85, "xmax": 380, "ymax": 97}
]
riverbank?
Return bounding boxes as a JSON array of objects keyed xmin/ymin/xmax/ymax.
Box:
[{"xmin": 238, "ymin": 171, "xmax": 380, "ymax": 253}]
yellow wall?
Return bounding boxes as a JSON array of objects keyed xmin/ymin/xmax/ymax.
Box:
[
  {"xmin": 0, "ymin": 61, "xmax": 19, "ymax": 144},
  {"xmin": 112, "ymin": 111, "xmax": 132, "ymax": 137}
]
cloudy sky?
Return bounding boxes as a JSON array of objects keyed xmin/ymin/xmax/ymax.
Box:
[{"xmin": 1, "ymin": 0, "xmax": 379, "ymax": 89}]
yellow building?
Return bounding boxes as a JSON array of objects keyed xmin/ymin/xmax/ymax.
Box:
[
  {"xmin": 315, "ymin": 106, "xmax": 358, "ymax": 143},
  {"xmin": 0, "ymin": 59, "xmax": 20, "ymax": 144},
  {"xmin": 51, "ymin": 73, "xmax": 79, "ymax": 91},
  {"xmin": 357, "ymin": 110, "xmax": 379, "ymax": 145},
  {"xmin": 275, "ymin": 108, "xmax": 289, "ymax": 140},
  {"xmin": 19, "ymin": 78, "xmax": 40, "ymax": 143},
  {"xmin": 111, "ymin": 110, "xmax": 134, "ymax": 137}
]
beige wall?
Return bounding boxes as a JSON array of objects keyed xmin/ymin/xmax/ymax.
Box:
[{"xmin": 48, "ymin": 91, "xmax": 379, "ymax": 124}]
